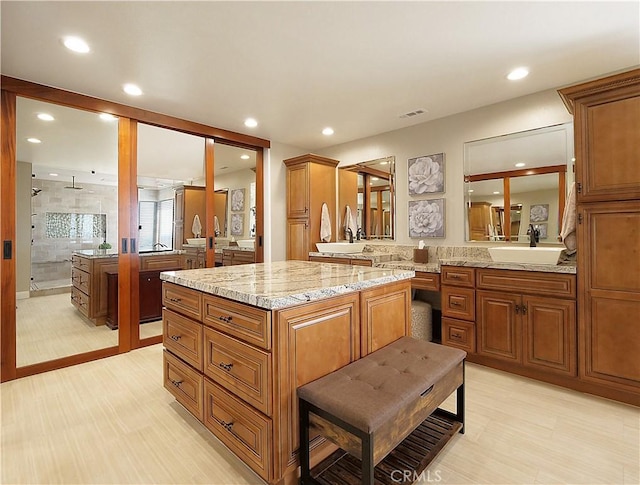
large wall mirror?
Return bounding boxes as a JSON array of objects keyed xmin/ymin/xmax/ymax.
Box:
[
  {"xmin": 464, "ymin": 123, "xmax": 573, "ymax": 243},
  {"xmin": 339, "ymin": 156, "xmax": 395, "ymax": 240}
]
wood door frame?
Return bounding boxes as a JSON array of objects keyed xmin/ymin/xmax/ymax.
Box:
[{"xmin": 0, "ymin": 77, "xmax": 270, "ymax": 381}]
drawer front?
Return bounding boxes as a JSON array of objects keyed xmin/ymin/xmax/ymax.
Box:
[
  {"xmin": 142, "ymin": 255, "xmax": 183, "ymax": 271},
  {"xmin": 71, "ymin": 267, "xmax": 91, "ymax": 295},
  {"xmin": 442, "ymin": 286, "xmax": 475, "ymax": 321},
  {"xmin": 162, "ymin": 282, "xmax": 203, "ymax": 321},
  {"xmin": 477, "ymin": 269, "xmax": 576, "ymax": 298},
  {"xmin": 442, "ymin": 317, "xmax": 476, "ymax": 353},
  {"xmin": 308, "ymin": 256, "xmax": 351, "ymax": 265},
  {"xmin": 203, "ymin": 379, "xmax": 272, "ymax": 482},
  {"xmin": 203, "ymin": 295, "xmax": 271, "ymax": 350},
  {"xmin": 70, "ymin": 286, "xmax": 89, "ymax": 317},
  {"xmin": 350, "ymin": 259, "xmax": 373, "ymax": 267},
  {"xmin": 233, "ymin": 252, "xmax": 256, "ymax": 264},
  {"xmin": 163, "ymin": 309, "xmax": 203, "ymax": 371},
  {"xmin": 441, "ymin": 266, "xmax": 475, "ymax": 287},
  {"xmin": 71, "ymin": 254, "xmax": 91, "ymax": 272},
  {"xmin": 163, "ymin": 350, "xmax": 204, "ymax": 422},
  {"xmin": 204, "ymin": 327, "xmax": 272, "ymax": 416},
  {"xmin": 412, "ymin": 271, "xmax": 440, "ymax": 291}
]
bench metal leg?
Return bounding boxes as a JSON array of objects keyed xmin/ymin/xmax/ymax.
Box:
[
  {"xmin": 456, "ymin": 361, "xmax": 465, "ymax": 434},
  {"xmin": 299, "ymin": 398, "xmax": 312, "ymax": 484},
  {"xmin": 361, "ymin": 432, "xmax": 375, "ymax": 485}
]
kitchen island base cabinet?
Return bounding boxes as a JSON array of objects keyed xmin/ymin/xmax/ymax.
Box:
[{"xmin": 161, "ymin": 273, "xmax": 411, "ymax": 484}]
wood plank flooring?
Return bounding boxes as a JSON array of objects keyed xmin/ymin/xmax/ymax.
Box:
[{"xmin": 1, "ymin": 345, "xmax": 638, "ymax": 484}]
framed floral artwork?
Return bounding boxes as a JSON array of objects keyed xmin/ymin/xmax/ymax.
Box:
[
  {"xmin": 408, "ymin": 153, "xmax": 445, "ymax": 195},
  {"xmin": 230, "ymin": 213, "xmax": 244, "ymax": 236},
  {"xmin": 533, "ymin": 223, "xmax": 548, "ymax": 239},
  {"xmin": 408, "ymin": 199, "xmax": 445, "ymax": 238},
  {"xmin": 230, "ymin": 188, "xmax": 245, "ymax": 212},
  {"xmin": 529, "ymin": 203, "xmax": 549, "ymax": 222}
]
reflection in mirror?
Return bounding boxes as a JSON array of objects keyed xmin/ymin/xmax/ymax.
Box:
[
  {"xmin": 15, "ymin": 97, "xmax": 119, "ymax": 367},
  {"xmin": 136, "ymin": 124, "xmax": 205, "ymax": 340},
  {"xmin": 340, "ymin": 156, "xmax": 395, "ymax": 240},
  {"xmin": 213, "ymin": 143, "xmax": 257, "ymax": 258},
  {"xmin": 464, "ymin": 123, "xmax": 572, "ymax": 243}
]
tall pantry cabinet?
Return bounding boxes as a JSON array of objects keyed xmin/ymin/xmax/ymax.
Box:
[
  {"xmin": 284, "ymin": 154, "xmax": 339, "ymax": 260},
  {"xmin": 559, "ymin": 68, "xmax": 640, "ymax": 404}
]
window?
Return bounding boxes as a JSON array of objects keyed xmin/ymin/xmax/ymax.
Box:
[{"xmin": 138, "ymin": 199, "xmax": 174, "ymax": 251}]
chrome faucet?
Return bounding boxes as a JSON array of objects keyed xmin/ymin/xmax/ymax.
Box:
[
  {"xmin": 528, "ymin": 224, "xmax": 539, "ymax": 247},
  {"xmin": 153, "ymin": 242, "xmax": 168, "ymax": 249},
  {"xmin": 346, "ymin": 228, "xmax": 354, "ymax": 243},
  {"xmin": 356, "ymin": 228, "xmax": 363, "ymax": 241}
]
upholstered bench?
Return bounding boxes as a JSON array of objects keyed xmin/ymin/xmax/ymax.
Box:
[{"xmin": 298, "ymin": 336, "xmax": 466, "ymax": 484}]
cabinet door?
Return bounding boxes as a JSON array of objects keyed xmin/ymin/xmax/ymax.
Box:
[
  {"xmin": 274, "ymin": 293, "xmax": 359, "ymax": 476},
  {"xmin": 522, "ymin": 295, "xmax": 576, "ymax": 376},
  {"xmin": 286, "ymin": 163, "xmax": 309, "ymax": 218},
  {"xmin": 139, "ymin": 271, "xmax": 163, "ymax": 322},
  {"xmin": 575, "ymin": 94, "xmax": 640, "ymax": 202},
  {"xmin": 476, "ymin": 290, "xmax": 521, "ymax": 363},
  {"xmin": 578, "ymin": 202, "xmax": 640, "ymax": 390},
  {"xmin": 286, "ymin": 219, "xmax": 309, "ymax": 261}
]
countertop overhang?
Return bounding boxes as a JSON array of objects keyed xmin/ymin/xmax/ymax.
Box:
[{"xmin": 160, "ymin": 260, "xmax": 414, "ymax": 310}]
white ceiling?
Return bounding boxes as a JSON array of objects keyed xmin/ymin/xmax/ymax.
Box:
[{"xmin": 2, "ymin": 1, "xmax": 639, "ymax": 153}]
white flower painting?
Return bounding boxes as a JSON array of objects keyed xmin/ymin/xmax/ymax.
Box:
[
  {"xmin": 529, "ymin": 204, "xmax": 549, "ymax": 223},
  {"xmin": 408, "ymin": 153, "xmax": 445, "ymax": 195},
  {"xmin": 230, "ymin": 213, "xmax": 244, "ymax": 236},
  {"xmin": 408, "ymin": 199, "xmax": 445, "ymax": 238},
  {"xmin": 231, "ymin": 188, "xmax": 245, "ymax": 212}
]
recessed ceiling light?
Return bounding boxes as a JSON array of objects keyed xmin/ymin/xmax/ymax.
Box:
[
  {"xmin": 37, "ymin": 113, "xmax": 54, "ymax": 121},
  {"xmin": 123, "ymin": 84, "xmax": 143, "ymax": 96},
  {"xmin": 515, "ymin": 162, "xmax": 526, "ymax": 168},
  {"xmin": 99, "ymin": 113, "xmax": 118, "ymax": 121},
  {"xmin": 240, "ymin": 154, "xmax": 250, "ymax": 160},
  {"xmin": 493, "ymin": 191, "xmax": 500, "ymax": 195},
  {"xmin": 62, "ymin": 36, "xmax": 90, "ymax": 53},
  {"xmin": 371, "ymin": 177, "xmax": 379, "ymax": 181},
  {"xmin": 507, "ymin": 67, "xmax": 529, "ymax": 81},
  {"xmin": 468, "ymin": 189, "xmax": 474, "ymax": 193},
  {"xmin": 244, "ymin": 118, "xmax": 258, "ymax": 128},
  {"xmin": 322, "ymin": 127, "xmax": 334, "ymax": 136},
  {"xmin": 49, "ymin": 173, "xmax": 58, "ymax": 177},
  {"xmin": 27, "ymin": 138, "xmax": 42, "ymax": 144}
]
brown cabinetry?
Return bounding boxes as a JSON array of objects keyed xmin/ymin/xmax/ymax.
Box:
[
  {"xmin": 284, "ymin": 154, "xmax": 339, "ymax": 260},
  {"xmin": 182, "ymin": 247, "xmax": 206, "ymax": 269},
  {"xmin": 162, "ymin": 276, "xmax": 410, "ymax": 483},
  {"xmin": 70, "ymin": 254, "xmax": 118, "ymax": 325},
  {"xmin": 467, "ymin": 202, "xmax": 492, "ymax": 241},
  {"xmin": 308, "ymin": 255, "xmax": 373, "ymax": 267},
  {"xmin": 174, "ymin": 186, "xmax": 206, "ymax": 249},
  {"xmin": 559, "ymin": 68, "xmax": 640, "ymax": 405},
  {"xmin": 441, "ymin": 266, "xmax": 476, "ymax": 353},
  {"xmin": 222, "ymin": 248, "xmax": 256, "ymax": 266}
]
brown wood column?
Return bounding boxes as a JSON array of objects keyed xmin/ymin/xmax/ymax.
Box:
[
  {"xmin": 205, "ymin": 138, "xmax": 215, "ymax": 267},
  {"xmin": 255, "ymin": 148, "xmax": 264, "ymax": 263}
]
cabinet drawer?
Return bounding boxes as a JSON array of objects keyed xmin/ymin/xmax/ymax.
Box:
[
  {"xmin": 204, "ymin": 327, "xmax": 272, "ymax": 416},
  {"xmin": 162, "ymin": 282, "xmax": 203, "ymax": 321},
  {"xmin": 142, "ymin": 255, "xmax": 183, "ymax": 271},
  {"xmin": 71, "ymin": 267, "xmax": 91, "ymax": 295},
  {"xmin": 203, "ymin": 295, "xmax": 271, "ymax": 350},
  {"xmin": 203, "ymin": 379, "xmax": 272, "ymax": 482},
  {"xmin": 70, "ymin": 286, "xmax": 89, "ymax": 317},
  {"xmin": 441, "ymin": 266, "xmax": 475, "ymax": 287},
  {"xmin": 309, "ymin": 256, "xmax": 351, "ymax": 265},
  {"xmin": 442, "ymin": 286, "xmax": 475, "ymax": 321},
  {"xmin": 412, "ymin": 271, "xmax": 440, "ymax": 291},
  {"xmin": 351, "ymin": 259, "xmax": 373, "ymax": 267},
  {"xmin": 476, "ymin": 269, "xmax": 576, "ymax": 298},
  {"xmin": 163, "ymin": 309, "xmax": 203, "ymax": 371},
  {"xmin": 163, "ymin": 350, "xmax": 204, "ymax": 422},
  {"xmin": 442, "ymin": 318, "xmax": 476, "ymax": 353},
  {"xmin": 71, "ymin": 254, "xmax": 91, "ymax": 272}
]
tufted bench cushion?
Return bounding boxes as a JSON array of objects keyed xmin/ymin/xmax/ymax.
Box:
[{"xmin": 298, "ymin": 336, "xmax": 466, "ymax": 434}]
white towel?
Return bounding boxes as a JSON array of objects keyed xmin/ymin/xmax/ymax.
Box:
[
  {"xmin": 560, "ymin": 182, "xmax": 577, "ymax": 253},
  {"xmin": 214, "ymin": 215, "xmax": 221, "ymax": 236},
  {"xmin": 320, "ymin": 203, "xmax": 332, "ymax": 242},
  {"xmin": 192, "ymin": 214, "xmax": 202, "ymax": 238},
  {"xmin": 344, "ymin": 205, "xmax": 358, "ymax": 240}
]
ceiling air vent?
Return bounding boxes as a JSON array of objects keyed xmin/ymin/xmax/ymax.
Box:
[{"xmin": 399, "ymin": 109, "xmax": 427, "ymax": 119}]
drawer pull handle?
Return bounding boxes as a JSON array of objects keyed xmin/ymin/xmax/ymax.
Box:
[
  {"xmin": 450, "ymin": 274, "xmax": 460, "ymax": 279},
  {"xmin": 420, "ymin": 385, "xmax": 434, "ymax": 397},
  {"xmin": 218, "ymin": 315, "xmax": 233, "ymax": 323},
  {"xmin": 170, "ymin": 335, "xmax": 182, "ymax": 341},
  {"xmin": 168, "ymin": 297, "xmax": 182, "ymax": 303},
  {"xmin": 451, "ymin": 332, "xmax": 462, "ymax": 339},
  {"xmin": 219, "ymin": 362, "xmax": 234, "ymax": 372},
  {"xmin": 450, "ymin": 301, "xmax": 462, "ymax": 307},
  {"xmin": 170, "ymin": 379, "xmax": 183, "ymax": 388},
  {"xmin": 515, "ymin": 304, "xmax": 520, "ymax": 314},
  {"xmin": 521, "ymin": 305, "xmax": 527, "ymax": 315},
  {"xmin": 221, "ymin": 420, "xmax": 234, "ymax": 432}
]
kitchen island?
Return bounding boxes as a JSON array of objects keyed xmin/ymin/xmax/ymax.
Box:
[{"xmin": 160, "ymin": 261, "xmax": 414, "ymax": 484}]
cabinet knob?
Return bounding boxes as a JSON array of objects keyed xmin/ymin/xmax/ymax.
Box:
[
  {"xmin": 168, "ymin": 297, "xmax": 182, "ymax": 303},
  {"xmin": 170, "ymin": 335, "xmax": 182, "ymax": 341},
  {"xmin": 219, "ymin": 362, "xmax": 234, "ymax": 372},
  {"xmin": 170, "ymin": 379, "xmax": 183, "ymax": 388},
  {"xmin": 220, "ymin": 420, "xmax": 234, "ymax": 432}
]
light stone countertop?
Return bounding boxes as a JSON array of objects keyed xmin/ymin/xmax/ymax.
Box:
[
  {"xmin": 440, "ymin": 258, "xmax": 577, "ymax": 274},
  {"xmin": 160, "ymin": 260, "xmax": 414, "ymax": 310},
  {"xmin": 73, "ymin": 249, "xmax": 119, "ymax": 259},
  {"xmin": 308, "ymin": 251, "xmax": 401, "ymax": 264}
]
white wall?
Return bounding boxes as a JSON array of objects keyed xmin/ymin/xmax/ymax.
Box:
[
  {"xmin": 215, "ymin": 168, "xmax": 258, "ymax": 240},
  {"xmin": 16, "ymin": 161, "xmax": 32, "ymax": 297}
]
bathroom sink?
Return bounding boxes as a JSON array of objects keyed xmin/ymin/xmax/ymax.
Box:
[
  {"xmin": 315, "ymin": 242, "xmax": 366, "ymax": 254},
  {"xmin": 186, "ymin": 238, "xmax": 206, "ymax": 246},
  {"xmin": 488, "ymin": 246, "xmax": 564, "ymax": 265},
  {"xmin": 237, "ymin": 239, "xmax": 255, "ymax": 249}
]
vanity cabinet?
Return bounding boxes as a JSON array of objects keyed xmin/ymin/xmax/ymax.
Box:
[
  {"xmin": 162, "ymin": 275, "xmax": 410, "ymax": 484},
  {"xmin": 284, "ymin": 154, "xmax": 339, "ymax": 260},
  {"xmin": 183, "ymin": 247, "xmax": 206, "ymax": 269},
  {"xmin": 308, "ymin": 255, "xmax": 373, "ymax": 267},
  {"xmin": 70, "ymin": 254, "xmax": 118, "ymax": 325},
  {"xmin": 222, "ymin": 248, "xmax": 256, "ymax": 266},
  {"xmin": 174, "ymin": 186, "xmax": 206, "ymax": 250},
  {"xmin": 441, "ymin": 266, "xmax": 476, "ymax": 353},
  {"xmin": 559, "ymin": 68, "xmax": 640, "ymax": 404}
]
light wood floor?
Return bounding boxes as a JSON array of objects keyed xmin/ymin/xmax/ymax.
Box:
[
  {"xmin": 1, "ymin": 345, "xmax": 638, "ymax": 485},
  {"xmin": 16, "ymin": 293, "xmax": 162, "ymax": 367}
]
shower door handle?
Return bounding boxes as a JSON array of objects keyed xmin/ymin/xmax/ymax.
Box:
[{"xmin": 121, "ymin": 238, "xmax": 128, "ymax": 254}]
